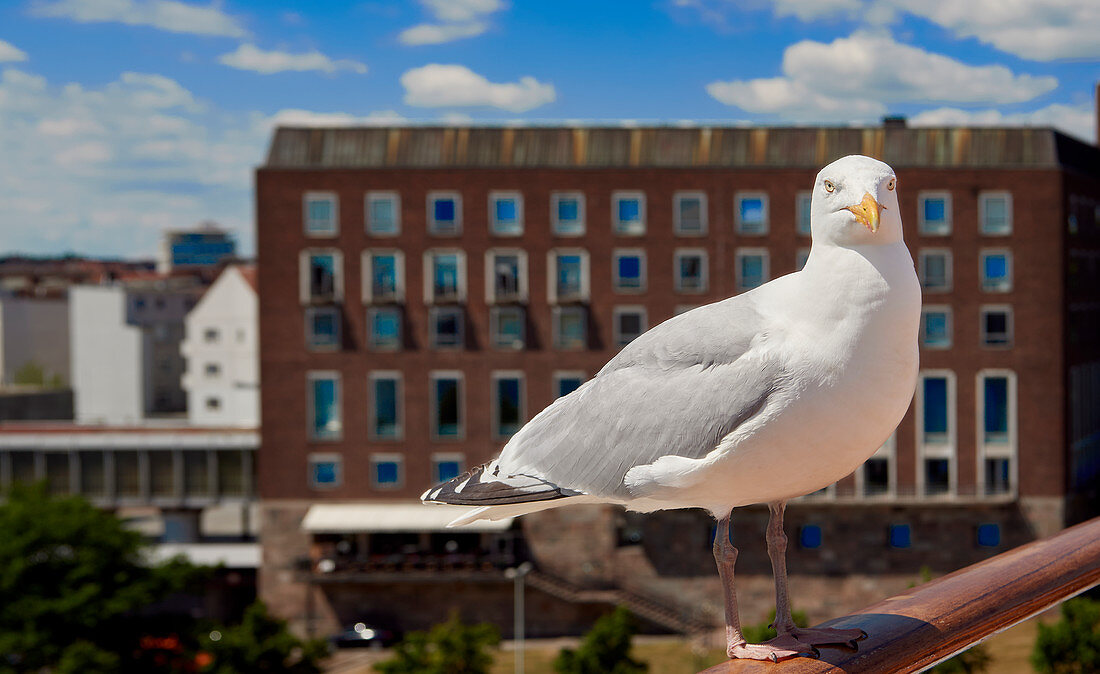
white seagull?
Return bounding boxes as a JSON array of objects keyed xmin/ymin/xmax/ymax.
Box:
[{"xmin": 422, "ymin": 155, "xmax": 921, "ymax": 661}]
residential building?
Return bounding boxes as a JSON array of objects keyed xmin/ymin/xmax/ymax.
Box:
[
  {"xmin": 181, "ymin": 265, "xmax": 260, "ymax": 427},
  {"xmin": 0, "ymin": 293, "xmax": 69, "ymax": 387},
  {"xmin": 256, "ymin": 124, "xmax": 1100, "ymax": 637},
  {"xmin": 157, "ymin": 222, "xmax": 238, "ymax": 274}
]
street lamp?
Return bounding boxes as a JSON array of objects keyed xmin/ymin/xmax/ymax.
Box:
[{"xmin": 504, "ymin": 561, "xmax": 534, "ymax": 674}]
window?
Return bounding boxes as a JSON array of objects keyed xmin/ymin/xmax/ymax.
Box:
[
  {"xmin": 425, "ymin": 251, "xmax": 465, "ymax": 303},
  {"xmin": 674, "ymin": 192, "xmax": 707, "ymax": 235},
  {"xmin": 305, "ymin": 306, "xmax": 340, "ymax": 351},
  {"xmin": 918, "ymin": 371, "xmax": 955, "ymax": 497},
  {"xmin": 493, "ymin": 372, "xmax": 524, "ymax": 439},
  {"xmin": 304, "ymin": 192, "xmax": 338, "ymax": 236},
  {"xmin": 980, "ymin": 306, "xmax": 1012, "ymax": 347},
  {"xmin": 553, "ymin": 306, "xmax": 587, "ymax": 350},
  {"xmin": 554, "ymin": 371, "xmax": 584, "ymax": 398},
  {"xmin": 920, "ymin": 307, "xmax": 951, "ymax": 349},
  {"xmin": 370, "ymin": 372, "xmax": 402, "ymax": 440},
  {"xmin": 979, "ymin": 192, "xmax": 1012, "ymax": 235},
  {"xmin": 79, "ymin": 451, "xmax": 106, "ymax": 497},
  {"xmin": 799, "ymin": 525, "xmax": 822, "ymax": 549},
  {"xmin": 889, "ymin": 524, "xmax": 911, "ymax": 549},
  {"xmin": 432, "ymin": 453, "xmax": 464, "ymax": 484},
  {"xmin": 977, "ymin": 523, "xmax": 1001, "ymax": 547},
  {"xmin": 549, "ymin": 250, "xmax": 589, "ymax": 303},
  {"xmin": 368, "ymin": 307, "xmax": 402, "ymax": 351},
  {"xmin": 736, "ymin": 193, "xmax": 768, "ymax": 235},
  {"xmin": 308, "ymin": 453, "xmax": 341, "ymax": 488},
  {"xmin": 612, "ymin": 191, "xmax": 645, "ymax": 235},
  {"xmin": 428, "ymin": 192, "xmax": 461, "ymax": 235},
  {"xmin": 490, "ymin": 306, "xmax": 525, "ymax": 350},
  {"xmin": 918, "ymin": 250, "xmax": 952, "ymax": 292},
  {"xmin": 205, "ymin": 397, "xmax": 221, "ymax": 411},
  {"xmin": 675, "ymin": 250, "xmax": 707, "ymax": 293},
  {"xmin": 859, "ymin": 434, "xmax": 895, "ymax": 497},
  {"xmin": 203, "ymin": 328, "xmax": 218, "ymax": 343},
  {"xmin": 204, "ymin": 362, "xmax": 221, "ymax": 377},
  {"xmin": 217, "ymin": 451, "xmax": 246, "ymax": 497},
  {"xmin": 979, "ymin": 371, "xmax": 1016, "ymax": 497},
  {"xmin": 431, "ymin": 373, "xmax": 463, "ymax": 439},
  {"xmin": 300, "ymin": 250, "xmax": 343, "ymax": 304},
  {"xmin": 918, "ymin": 192, "xmax": 952, "ymax": 235},
  {"xmin": 613, "ymin": 250, "xmax": 646, "ymax": 293},
  {"xmin": 980, "ymin": 250, "xmax": 1012, "ymax": 292},
  {"xmin": 490, "ymin": 191, "xmax": 523, "ymax": 236},
  {"xmin": 366, "ymin": 191, "xmax": 399, "ymax": 236},
  {"xmin": 486, "ymin": 250, "xmax": 527, "ymax": 304},
  {"xmin": 371, "ymin": 454, "xmax": 403, "ymax": 488},
  {"xmin": 552, "ymin": 192, "xmax": 585, "ymax": 236},
  {"xmin": 795, "ymin": 248, "xmax": 810, "ymax": 272},
  {"xmin": 363, "ymin": 251, "xmax": 404, "ymax": 303},
  {"xmin": 308, "ymin": 372, "xmax": 341, "ymax": 440},
  {"xmin": 614, "ymin": 306, "xmax": 647, "ymax": 346},
  {"xmin": 736, "ymin": 249, "xmax": 769, "ymax": 291},
  {"xmin": 429, "ymin": 307, "xmax": 464, "ymax": 349},
  {"xmin": 796, "ymin": 191, "xmax": 812, "ymax": 236}
]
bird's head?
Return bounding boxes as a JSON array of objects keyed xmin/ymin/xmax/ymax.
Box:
[{"xmin": 810, "ymin": 155, "xmax": 902, "ymax": 247}]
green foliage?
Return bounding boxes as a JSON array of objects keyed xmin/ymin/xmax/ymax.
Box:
[
  {"xmin": 740, "ymin": 608, "xmax": 809, "ymax": 644},
  {"xmin": 199, "ymin": 601, "xmax": 328, "ymax": 674},
  {"xmin": 375, "ymin": 611, "xmax": 500, "ymax": 674},
  {"xmin": 929, "ymin": 644, "xmax": 992, "ymax": 673},
  {"xmin": 553, "ymin": 606, "xmax": 647, "ymax": 674},
  {"xmin": 12, "ymin": 361, "xmax": 65, "ymax": 388},
  {"xmin": 0, "ymin": 482, "xmax": 205, "ymax": 673},
  {"xmin": 1032, "ymin": 597, "xmax": 1100, "ymax": 673}
]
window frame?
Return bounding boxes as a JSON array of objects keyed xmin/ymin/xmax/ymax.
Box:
[
  {"xmin": 920, "ymin": 305, "xmax": 953, "ymax": 350},
  {"xmin": 674, "ymin": 248, "xmax": 708, "ymax": 294},
  {"xmin": 855, "ymin": 433, "xmax": 896, "ymax": 499},
  {"xmin": 303, "ymin": 191, "xmax": 338, "ymax": 237},
  {"xmin": 979, "ymin": 249, "xmax": 1013, "ymax": 293},
  {"xmin": 735, "ymin": 248, "xmax": 770, "ymax": 291},
  {"xmin": 365, "ymin": 191, "xmax": 400, "ymax": 237},
  {"xmin": 551, "ymin": 191, "xmax": 586, "ymax": 237},
  {"xmin": 431, "ymin": 452, "xmax": 465, "ymax": 485},
  {"xmin": 547, "ymin": 249, "xmax": 590, "ymax": 304},
  {"xmin": 304, "ymin": 306, "xmax": 341, "ymax": 352},
  {"xmin": 367, "ymin": 306, "xmax": 402, "ymax": 351},
  {"xmin": 735, "ymin": 192, "xmax": 769, "ymax": 236},
  {"xmin": 427, "ymin": 191, "xmax": 462, "ymax": 236},
  {"xmin": 370, "ymin": 452, "xmax": 404, "ymax": 489},
  {"xmin": 613, "ymin": 305, "xmax": 648, "ymax": 347},
  {"xmin": 979, "ymin": 191, "xmax": 1013, "ymax": 236},
  {"xmin": 980, "ymin": 304, "xmax": 1014, "ymax": 349},
  {"xmin": 298, "ymin": 249, "xmax": 344, "ymax": 305},
  {"xmin": 491, "ymin": 371, "xmax": 526, "ymax": 441},
  {"xmin": 612, "ymin": 249, "xmax": 647, "ymax": 294},
  {"xmin": 611, "ymin": 191, "xmax": 646, "ymax": 236},
  {"xmin": 918, "ymin": 248, "xmax": 953, "ymax": 293},
  {"xmin": 489, "ymin": 306, "xmax": 526, "ymax": 351},
  {"xmin": 362, "ymin": 250, "xmax": 405, "ymax": 304},
  {"xmin": 552, "ymin": 305, "xmax": 587, "ymax": 350},
  {"xmin": 673, "ymin": 191, "xmax": 708, "ymax": 236},
  {"xmin": 976, "ymin": 369, "xmax": 1017, "ymax": 498},
  {"xmin": 916, "ymin": 370, "xmax": 957, "ymax": 497},
  {"xmin": 795, "ymin": 191, "xmax": 812, "ymax": 237},
  {"xmin": 429, "ymin": 371, "xmax": 465, "ymax": 441},
  {"xmin": 423, "ymin": 249, "xmax": 467, "ymax": 304},
  {"xmin": 308, "ymin": 452, "xmax": 342, "ymax": 489},
  {"xmin": 368, "ymin": 371, "xmax": 403, "ymax": 442},
  {"xmin": 484, "ymin": 249, "xmax": 529, "ymax": 304},
  {"xmin": 428, "ymin": 306, "xmax": 465, "ymax": 350},
  {"xmin": 489, "ymin": 190, "xmax": 524, "ymax": 237},
  {"xmin": 918, "ymin": 191, "xmax": 953, "ymax": 236}
]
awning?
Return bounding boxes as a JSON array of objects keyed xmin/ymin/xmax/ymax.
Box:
[
  {"xmin": 300, "ymin": 503, "xmax": 515, "ymax": 534},
  {"xmin": 149, "ymin": 542, "xmax": 261, "ymax": 568}
]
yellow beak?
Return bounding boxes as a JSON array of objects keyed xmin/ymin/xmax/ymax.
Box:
[{"xmin": 846, "ymin": 192, "xmax": 883, "ymax": 233}]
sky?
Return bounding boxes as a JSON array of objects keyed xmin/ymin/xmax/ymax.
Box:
[{"xmin": 0, "ymin": 0, "xmax": 1097, "ymax": 259}]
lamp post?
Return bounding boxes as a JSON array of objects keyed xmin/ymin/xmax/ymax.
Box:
[{"xmin": 504, "ymin": 561, "xmax": 534, "ymax": 674}]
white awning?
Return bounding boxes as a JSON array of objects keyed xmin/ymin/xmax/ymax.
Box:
[
  {"xmin": 300, "ymin": 503, "xmax": 514, "ymax": 534},
  {"xmin": 149, "ymin": 542, "xmax": 261, "ymax": 568}
]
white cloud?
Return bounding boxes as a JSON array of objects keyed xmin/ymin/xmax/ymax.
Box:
[
  {"xmin": 893, "ymin": 0, "xmax": 1100, "ymax": 61},
  {"xmin": 910, "ymin": 103, "xmax": 1095, "ymax": 143},
  {"xmin": 266, "ymin": 109, "xmax": 407, "ymax": 127},
  {"xmin": 29, "ymin": 0, "xmax": 247, "ymax": 38},
  {"xmin": 398, "ymin": 22, "xmax": 487, "ymax": 46},
  {"xmin": 218, "ymin": 44, "xmax": 367, "ymax": 75},
  {"xmin": 398, "ymin": 0, "xmax": 503, "ymax": 45},
  {"xmin": 401, "ymin": 64, "xmax": 555, "ymax": 112},
  {"xmin": 0, "ymin": 39, "xmax": 28, "ymax": 63},
  {"xmin": 706, "ymin": 31, "xmax": 1058, "ymax": 121},
  {"xmin": 773, "ymin": 0, "xmax": 861, "ymax": 21}
]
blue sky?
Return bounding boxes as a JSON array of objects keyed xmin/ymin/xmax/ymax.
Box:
[{"xmin": 0, "ymin": 0, "xmax": 1097, "ymax": 258}]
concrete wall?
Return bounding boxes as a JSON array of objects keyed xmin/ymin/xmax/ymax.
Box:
[
  {"xmin": 0, "ymin": 295, "xmax": 70, "ymax": 386},
  {"xmin": 70, "ymin": 286, "xmax": 144, "ymax": 424}
]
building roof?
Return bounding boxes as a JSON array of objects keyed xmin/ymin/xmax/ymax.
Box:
[
  {"xmin": 263, "ymin": 125, "xmax": 1100, "ymax": 174},
  {"xmin": 235, "ymin": 264, "xmax": 258, "ymax": 292}
]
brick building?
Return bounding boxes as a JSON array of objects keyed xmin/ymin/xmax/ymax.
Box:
[{"xmin": 256, "ymin": 124, "xmax": 1100, "ymax": 637}]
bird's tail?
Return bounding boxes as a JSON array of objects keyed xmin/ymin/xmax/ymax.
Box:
[{"xmin": 420, "ymin": 460, "xmax": 580, "ymax": 508}]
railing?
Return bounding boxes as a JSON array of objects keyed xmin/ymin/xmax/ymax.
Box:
[{"xmin": 700, "ymin": 516, "xmax": 1100, "ymax": 673}]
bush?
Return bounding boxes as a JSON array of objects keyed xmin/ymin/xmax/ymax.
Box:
[
  {"xmin": 553, "ymin": 606, "xmax": 647, "ymax": 674},
  {"xmin": 375, "ymin": 611, "xmax": 500, "ymax": 674},
  {"xmin": 1032, "ymin": 596, "xmax": 1100, "ymax": 674},
  {"xmin": 740, "ymin": 608, "xmax": 808, "ymax": 644},
  {"xmin": 199, "ymin": 602, "xmax": 328, "ymax": 674}
]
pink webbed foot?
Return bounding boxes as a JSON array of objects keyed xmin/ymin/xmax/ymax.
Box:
[
  {"xmin": 777, "ymin": 626, "xmax": 867, "ymax": 649},
  {"xmin": 727, "ymin": 639, "xmax": 816, "ymax": 662}
]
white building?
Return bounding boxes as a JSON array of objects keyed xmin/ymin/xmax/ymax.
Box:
[
  {"xmin": 181, "ymin": 265, "xmax": 259, "ymax": 427},
  {"xmin": 0, "ymin": 294, "xmax": 70, "ymax": 387},
  {"xmin": 70, "ymin": 278, "xmax": 203, "ymax": 424}
]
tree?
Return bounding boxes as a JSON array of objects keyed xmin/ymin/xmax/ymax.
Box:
[
  {"xmin": 375, "ymin": 611, "xmax": 500, "ymax": 674},
  {"xmin": 0, "ymin": 482, "xmax": 203, "ymax": 673},
  {"xmin": 553, "ymin": 606, "xmax": 647, "ymax": 674},
  {"xmin": 1032, "ymin": 596, "xmax": 1100, "ymax": 674},
  {"xmin": 198, "ymin": 601, "xmax": 328, "ymax": 674}
]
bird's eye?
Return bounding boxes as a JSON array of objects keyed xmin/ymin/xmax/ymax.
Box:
[
  {"xmin": 823, "ymin": 180, "xmax": 835, "ymax": 193},
  {"xmin": 887, "ymin": 178, "xmax": 896, "ymax": 191}
]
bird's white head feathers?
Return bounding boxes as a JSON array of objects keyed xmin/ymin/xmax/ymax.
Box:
[{"xmin": 810, "ymin": 155, "xmax": 902, "ymax": 247}]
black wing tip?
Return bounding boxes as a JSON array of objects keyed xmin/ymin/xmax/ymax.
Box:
[{"xmin": 422, "ymin": 463, "xmax": 577, "ymax": 506}]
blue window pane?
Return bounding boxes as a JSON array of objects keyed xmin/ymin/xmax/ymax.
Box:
[
  {"xmin": 922, "ymin": 378, "xmax": 948, "ymax": 437},
  {"xmin": 371, "ymin": 309, "xmax": 400, "ymax": 349},
  {"xmin": 796, "ymin": 194, "xmax": 812, "ymax": 235},
  {"xmin": 558, "ymin": 198, "xmax": 579, "ymax": 223},
  {"xmin": 924, "ymin": 312, "xmax": 948, "ymax": 346},
  {"xmin": 374, "ymin": 379, "xmax": 398, "ymax": 438},
  {"xmin": 740, "ymin": 198, "xmax": 764, "ymax": 225},
  {"xmin": 495, "ymin": 198, "xmax": 516, "ymax": 223},
  {"xmin": 800, "ymin": 525, "xmax": 822, "ymax": 549},
  {"xmin": 557, "ymin": 309, "xmax": 586, "ymax": 349},
  {"xmin": 375, "ymin": 461, "xmax": 399, "ymax": 485},
  {"xmin": 373, "ymin": 255, "xmax": 397, "ymax": 296},
  {"xmin": 924, "ymin": 198, "xmax": 946, "ymax": 223},
  {"xmin": 434, "ymin": 255, "xmax": 459, "ymax": 295},
  {"xmin": 434, "ymin": 379, "xmax": 460, "ymax": 437},
  {"xmin": 308, "ymin": 198, "xmax": 333, "ymax": 230},
  {"xmin": 494, "ymin": 309, "xmax": 524, "ymax": 348},
  {"xmin": 889, "ymin": 524, "xmax": 911, "ymax": 549},
  {"xmin": 557, "ymin": 377, "xmax": 582, "ymax": 397},
  {"xmin": 984, "ymin": 377, "xmax": 1009, "ymax": 441},
  {"xmin": 740, "ymin": 255, "xmax": 764, "ymax": 289},
  {"xmin": 496, "ymin": 378, "xmax": 522, "ymax": 436},
  {"xmin": 977, "ymin": 523, "xmax": 1000, "ymax": 547},
  {"xmin": 312, "ymin": 461, "xmax": 338, "ymax": 486},
  {"xmin": 370, "ymin": 198, "xmax": 395, "ymax": 232},
  {"xmin": 984, "ymin": 255, "xmax": 1006, "ymax": 280},
  {"xmin": 434, "ymin": 198, "xmax": 455, "ymax": 223},
  {"xmin": 311, "ymin": 378, "xmax": 340, "ymax": 438},
  {"xmin": 310, "ymin": 310, "xmax": 338, "ymax": 347},
  {"xmin": 618, "ymin": 198, "xmax": 640, "ymax": 223},
  {"xmin": 436, "ymin": 460, "xmax": 461, "ymax": 483},
  {"xmin": 558, "ymin": 255, "xmax": 582, "ymax": 295}
]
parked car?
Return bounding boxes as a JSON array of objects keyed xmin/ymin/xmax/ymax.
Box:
[{"xmin": 331, "ymin": 622, "xmax": 401, "ymax": 649}]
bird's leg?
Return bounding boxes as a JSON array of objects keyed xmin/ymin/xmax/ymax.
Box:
[
  {"xmin": 713, "ymin": 512, "xmax": 808, "ymax": 662},
  {"xmin": 766, "ymin": 501, "xmax": 867, "ymax": 649}
]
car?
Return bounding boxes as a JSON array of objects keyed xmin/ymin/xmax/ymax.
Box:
[{"xmin": 330, "ymin": 622, "xmax": 401, "ymax": 649}]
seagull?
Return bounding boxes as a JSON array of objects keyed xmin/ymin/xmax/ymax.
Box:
[{"xmin": 422, "ymin": 155, "xmax": 921, "ymax": 661}]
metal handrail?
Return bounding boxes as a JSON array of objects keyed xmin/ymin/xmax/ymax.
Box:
[{"xmin": 700, "ymin": 516, "xmax": 1100, "ymax": 673}]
